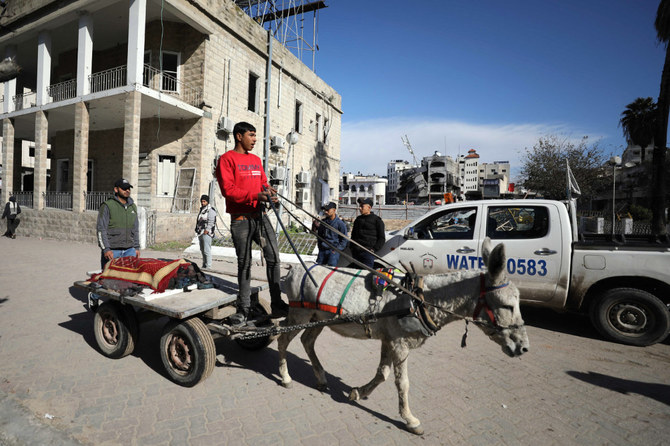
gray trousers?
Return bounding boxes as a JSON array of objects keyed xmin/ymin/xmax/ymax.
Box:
[{"xmin": 230, "ymin": 214, "xmax": 282, "ymax": 310}]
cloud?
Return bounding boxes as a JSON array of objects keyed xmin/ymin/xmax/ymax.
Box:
[{"xmin": 340, "ymin": 117, "xmax": 603, "ymax": 180}]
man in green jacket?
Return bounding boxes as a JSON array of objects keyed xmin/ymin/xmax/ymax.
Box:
[{"xmin": 97, "ymin": 178, "xmax": 140, "ymax": 269}]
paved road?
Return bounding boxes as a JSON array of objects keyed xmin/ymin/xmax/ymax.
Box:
[{"xmin": 0, "ymin": 236, "xmax": 669, "ymax": 445}]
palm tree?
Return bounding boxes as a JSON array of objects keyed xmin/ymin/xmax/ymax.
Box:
[
  {"xmin": 652, "ymin": 0, "xmax": 670, "ymax": 236},
  {"xmin": 620, "ymin": 97, "xmax": 657, "ymax": 164}
]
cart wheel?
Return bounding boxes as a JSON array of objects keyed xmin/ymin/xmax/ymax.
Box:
[
  {"xmin": 93, "ymin": 301, "xmax": 139, "ymax": 359},
  {"xmin": 235, "ymin": 298, "xmax": 273, "ymax": 351},
  {"xmin": 160, "ymin": 318, "xmax": 216, "ymax": 387}
]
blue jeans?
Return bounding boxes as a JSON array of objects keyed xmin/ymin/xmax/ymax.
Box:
[
  {"xmin": 230, "ymin": 215, "xmax": 281, "ymax": 311},
  {"xmin": 352, "ymin": 248, "xmax": 375, "ymax": 268},
  {"xmin": 198, "ymin": 233, "xmax": 212, "ymax": 268},
  {"xmin": 100, "ymin": 247, "xmax": 137, "ymax": 269},
  {"xmin": 317, "ymin": 248, "xmax": 340, "ymax": 266}
]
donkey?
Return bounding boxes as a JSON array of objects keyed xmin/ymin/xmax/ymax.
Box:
[{"xmin": 277, "ymin": 238, "xmax": 529, "ymax": 435}]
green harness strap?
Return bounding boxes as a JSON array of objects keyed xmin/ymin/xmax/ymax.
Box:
[{"xmin": 336, "ymin": 270, "xmax": 363, "ymax": 315}]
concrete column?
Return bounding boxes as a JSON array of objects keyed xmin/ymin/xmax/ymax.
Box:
[
  {"xmin": 122, "ymin": 90, "xmax": 141, "ymax": 187},
  {"xmin": 34, "ymin": 111, "xmax": 48, "ymax": 210},
  {"xmin": 127, "ymin": 0, "xmax": 147, "ymax": 86},
  {"xmin": 76, "ymin": 14, "xmax": 93, "ymax": 97},
  {"xmin": 3, "ymin": 46, "xmax": 16, "ymax": 113},
  {"xmin": 1, "ymin": 118, "xmax": 15, "ymax": 205},
  {"xmin": 37, "ymin": 31, "xmax": 52, "ymax": 106},
  {"xmin": 72, "ymin": 102, "xmax": 90, "ymax": 212}
]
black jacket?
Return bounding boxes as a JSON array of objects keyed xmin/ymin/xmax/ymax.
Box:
[{"xmin": 351, "ymin": 212, "xmax": 385, "ymax": 252}]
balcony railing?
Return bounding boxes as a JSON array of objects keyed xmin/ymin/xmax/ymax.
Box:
[
  {"xmin": 142, "ymin": 64, "xmax": 202, "ymax": 107},
  {"xmin": 13, "ymin": 191, "xmax": 33, "ymax": 208},
  {"xmin": 44, "ymin": 192, "xmax": 72, "ymax": 210},
  {"xmin": 12, "ymin": 91, "xmax": 36, "ymax": 110},
  {"xmin": 85, "ymin": 191, "xmax": 115, "ymax": 211},
  {"xmin": 47, "ymin": 79, "xmax": 77, "ymax": 103},
  {"xmin": 90, "ymin": 66, "xmax": 127, "ymax": 93}
]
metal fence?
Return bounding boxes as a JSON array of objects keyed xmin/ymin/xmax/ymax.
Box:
[
  {"xmin": 338, "ymin": 204, "xmax": 433, "ymax": 222},
  {"xmin": 212, "ymin": 230, "xmax": 318, "ymax": 255},
  {"xmin": 12, "ymin": 191, "xmax": 33, "ymax": 208},
  {"xmin": 90, "ymin": 66, "xmax": 126, "ymax": 93},
  {"xmin": 85, "ymin": 191, "xmax": 115, "ymax": 211},
  {"xmin": 47, "ymin": 79, "xmax": 77, "ymax": 102},
  {"xmin": 12, "ymin": 91, "xmax": 36, "ymax": 110},
  {"xmin": 44, "ymin": 192, "xmax": 72, "ymax": 210}
]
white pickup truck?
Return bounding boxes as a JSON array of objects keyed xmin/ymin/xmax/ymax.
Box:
[{"xmin": 376, "ymin": 199, "xmax": 670, "ymax": 346}]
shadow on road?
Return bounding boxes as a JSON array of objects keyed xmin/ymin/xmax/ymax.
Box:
[
  {"xmin": 521, "ymin": 306, "xmax": 601, "ymax": 340},
  {"xmin": 567, "ymin": 371, "xmax": 670, "ymax": 406},
  {"xmin": 215, "ymin": 338, "xmax": 406, "ymax": 430}
]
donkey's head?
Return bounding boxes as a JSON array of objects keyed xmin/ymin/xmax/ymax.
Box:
[{"xmin": 476, "ymin": 238, "xmax": 529, "ymax": 357}]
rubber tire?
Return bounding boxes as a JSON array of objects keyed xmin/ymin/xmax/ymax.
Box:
[
  {"xmin": 235, "ymin": 298, "xmax": 273, "ymax": 351},
  {"xmin": 160, "ymin": 317, "xmax": 216, "ymax": 387},
  {"xmin": 93, "ymin": 302, "xmax": 139, "ymax": 359},
  {"xmin": 590, "ymin": 288, "xmax": 670, "ymax": 347}
]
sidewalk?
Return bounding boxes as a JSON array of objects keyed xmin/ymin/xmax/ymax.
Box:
[{"xmin": 0, "ymin": 235, "xmax": 669, "ymax": 445}]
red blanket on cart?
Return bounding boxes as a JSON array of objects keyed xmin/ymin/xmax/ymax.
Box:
[{"xmin": 90, "ymin": 257, "xmax": 191, "ymax": 293}]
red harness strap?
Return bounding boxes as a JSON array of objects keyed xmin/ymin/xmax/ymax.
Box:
[
  {"xmin": 473, "ymin": 273, "xmax": 508, "ymax": 327},
  {"xmin": 316, "ymin": 267, "xmax": 338, "ymax": 307}
]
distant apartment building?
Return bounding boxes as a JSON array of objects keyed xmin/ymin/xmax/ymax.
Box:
[
  {"xmin": 0, "ymin": 0, "xmax": 342, "ymax": 243},
  {"xmin": 479, "ymin": 160, "xmax": 510, "ymax": 198},
  {"xmin": 386, "ymin": 159, "xmax": 415, "ymax": 204},
  {"xmin": 339, "ymin": 173, "xmax": 387, "ymax": 205},
  {"xmin": 390, "ymin": 151, "xmax": 460, "ymax": 204},
  {"xmin": 459, "ymin": 148, "xmax": 480, "ymax": 196}
]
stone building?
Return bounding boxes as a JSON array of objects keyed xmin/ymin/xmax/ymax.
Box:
[
  {"xmin": 339, "ymin": 173, "xmax": 387, "ymax": 206},
  {"xmin": 0, "ymin": 0, "xmax": 341, "ymax": 244}
]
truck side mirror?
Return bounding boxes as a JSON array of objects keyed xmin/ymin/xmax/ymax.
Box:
[{"xmin": 404, "ymin": 227, "xmax": 417, "ymax": 240}]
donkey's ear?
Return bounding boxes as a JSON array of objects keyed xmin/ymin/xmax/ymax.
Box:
[
  {"xmin": 481, "ymin": 237, "xmax": 492, "ymax": 264},
  {"xmin": 488, "ymin": 242, "xmax": 506, "ymax": 280}
]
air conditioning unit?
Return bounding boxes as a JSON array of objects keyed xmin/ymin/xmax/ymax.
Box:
[
  {"xmin": 218, "ymin": 117, "xmax": 235, "ymax": 134},
  {"xmin": 271, "ymin": 166, "xmax": 286, "ymax": 181},
  {"xmin": 296, "ymin": 188, "xmax": 311, "ymax": 203},
  {"xmin": 271, "ymin": 136, "xmax": 285, "ymax": 149},
  {"xmin": 296, "ymin": 171, "xmax": 311, "ymax": 184}
]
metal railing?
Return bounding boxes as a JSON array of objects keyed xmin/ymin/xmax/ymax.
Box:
[
  {"xmin": 90, "ymin": 66, "xmax": 127, "ymax": 93},
  {"xmin": 12, "ymin": 191, "xmax": 33, "ymax": 208},
  {"xmin": 44, "ymin": 192, "xmax": 72, "ymax": 210},
  {"xmin": 85, "ymin": 191, "xmax": 115, "ymax": 211},
  {"xmin": 12, "ymin": 91, "xmax": 36, "ymax": 110},
  {"xmin": 47, "ymin": 79, "xmax": 77, "ymax": 103},
  {"xmin": 142, "ymin": 64, "xmax": 203, "ymax": 107},
  {"xmin": 212, "ymin": 230, "xmax": 318, "ymax": 255}
]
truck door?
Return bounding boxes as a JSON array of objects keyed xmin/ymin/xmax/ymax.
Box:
[
  {"xmin": 394, "ymin": 205, "xmax": 482, "ymax": 275},
  {"xmin": 484, "ymin": 204, "xmax": 563, "ymax": 302}
]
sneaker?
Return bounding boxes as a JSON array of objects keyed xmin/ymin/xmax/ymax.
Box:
[
  {"xmin": 270, "ymin": 301, "xmax": 289, "ymax": 318},
  {"xmin": 228, "ymin": 310, "xmax": 255, "ymax": 327}
]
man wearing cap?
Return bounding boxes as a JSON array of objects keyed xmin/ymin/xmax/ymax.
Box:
[
  {"xmin": 316, "ymin": 201, "xmax": 348, "ymax": 266},
  {"xmin": 351, "ymin": 197, "xmax": 385, "ymax": 268},
  {"xmin": 195, "ymin": 194, "xmax": 217, "ymax": 270},
  {"xmin": 96, "ymin": 178, "xmax": 140, "ymax": 269}
]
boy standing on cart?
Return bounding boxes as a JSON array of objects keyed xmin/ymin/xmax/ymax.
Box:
[{"xmin": 216, "ymin": 122, "xmax": 289, "ymax": 326}]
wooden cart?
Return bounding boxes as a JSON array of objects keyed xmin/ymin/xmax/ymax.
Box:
[{"xmin": 74, "ymin": 274, "xmax": 273, "ymax": 387}]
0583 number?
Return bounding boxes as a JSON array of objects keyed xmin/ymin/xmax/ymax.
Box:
[{"xmin": 507, "ymin": 258, "xmax": 547, "ymax": 276}]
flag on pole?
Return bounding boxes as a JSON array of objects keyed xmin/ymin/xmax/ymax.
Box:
[{"xmin": 566, "ymin": 160, "xmax": 581, "ymax": 199}]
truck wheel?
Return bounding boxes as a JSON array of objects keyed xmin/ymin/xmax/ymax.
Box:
[
  {"xmin": 94, "ymin": 302, "xmax": 139, "ymax": 359},
  {"xmin": 235, "ymin": 298, "xmax": 273, "ymax": 350},
  {"xmin": 590, "ymin": 288, "xmax": 670, "ymax": 347},
  {"xmin": 160, "ymin": 318, "xmax": 215, "ymax": 387}
]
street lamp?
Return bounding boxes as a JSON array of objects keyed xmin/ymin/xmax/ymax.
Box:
[{"xmin": 609, "ymin": 156, "xmax": 621, "ymax": 237}]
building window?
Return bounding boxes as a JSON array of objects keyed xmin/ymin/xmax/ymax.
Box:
[
  {"xmin": 315, "ymin": 113, "xmax": 321, "ymax": 141},
  {"xmin": 323, "ymin": 117, "xmax": 329, "ymax": 143},
  {"xmin": 56, "ymin": 159, "xmax": 69, "ymax": 192},
  {"xmin": 143, "ymin": 50, "xmax": 151, "ymax": 86},
  {"xmin": 157, "ymin": 155, "xmax": 176, "ymax": 196},
  {"xmin": 294, "ymin": 100, "xmax": 303, "ymax": 133},
  {"xmin": 248, "ymin": 72, "xmax": 260, "ymax": 112},
  {"xmin": 160, "ymin": 51, "xmax": 180, "ymax": 92}
]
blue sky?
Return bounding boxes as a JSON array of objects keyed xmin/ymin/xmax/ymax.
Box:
[{"xmin": 307, "ymin": 0, "xmax": 665, "ymax": 180}]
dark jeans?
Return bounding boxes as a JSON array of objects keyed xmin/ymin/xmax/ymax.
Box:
[
  {"xmin": 4, "ymin": 217, "xmax": 19, "ymax": 236},
  {"xmin": 230, "ymin": 214, "xmax": 282, "ymax": 311},
  {"xmin": 316, "ymin": 248, "xmax": 340, "ymax": 267},
  {"xmin": 352, "ymin": 248, "xmax": 375, "ymax": 268}
]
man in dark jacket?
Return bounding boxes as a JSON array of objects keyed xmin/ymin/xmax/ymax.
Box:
[
  {"xmin": 351, "ymin": 197, "xmax": 385, "ymax": 268},
  {"xmin": 96, "ymin": 178, "xmax": 140, "ymax": 269},
  {"xmin": 2, "ymin": 195, "xmax": 21, "ymax": 238},
  {"xmin": 316, "ymin": 201, "xmax": 348, "ymax": 266}
]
